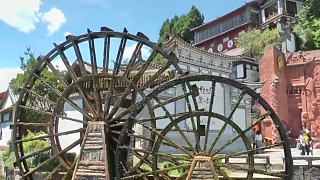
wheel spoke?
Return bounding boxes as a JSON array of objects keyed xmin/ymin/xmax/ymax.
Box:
[
  {"xmin": 208, "ymin": 89, "xmax": 247, "ymax": 154},
  {"xmin": 203, "ymin": 80, "xmax": 216, "ymax": 151},
  {"xmin": 123, "ymin": 41, "xmax": 143, "ymax": 78},
  {"xmin": 14, "ymin": 128, "xmax": 85, "ymax": 143},
  {"xmin": 122, "ymin": 164, "xmax": 190, "ymax": 180},
  {"xmin": 211, "ymin": 111, "xmax": 271, "ymax": 156},
  {"xmin": 17, "ymin": 104, "xmax": 88, "ymax": 124},
  {"xmin": 182, "ymin": 83, "xmax": 201, "ymax": 151},
  {"xmin": 139, "ymin": 60, "xmax": 173, "ymax": 89},
  {"xmin": 114, "ymin": 28, "xmax": 128, "ymax": 74},
  {"xmin": 53, "ymin": 44, "xmax": 97, "ymax": 117},
  {"xmin": 216, "ymin": 141, "xmax": 284, "ymax": 160},
  {"xmin": 220, "ymin": 163, "xmax": 285, "ymax": 178},
  {"xmin": 43, "ymin": 163, "xmax": 63, "ymax": 180},
  {"xmin": 18, "ymin": 146, "xmax": 52, "ymax": 161},
  {"xmin": 152, "ymin": 89, "xmax": 198, "ymax": 110},
  {"xmin": 23, "ymin": 139, "xmax": 81, "ymax": 177},
  {"xmin": 102, "ymin": 36, "xmax": 111, "ymax": 70},
  {"xmin": 106, "ymin": 49, "xmax": 160, "ymax": 121},
  {"xmin": 153, "ymin": 96, "xmax": 197, "ymax": 153},
  {"xmin": 124, "ymin": 147, "xmax": 171, "ymax": 179},
  {"xmin": 70, "ymin": 39, "xmax": 87, "ymax": 75},
  {"xmin": 32, "ymin": 69, "xmax": 93, "ymax": 121},
  {"xmin": 22, "ymin": 88, "xmax": 55, "ymax": 106},
  {"xmin": 138, "ymin": 122, "xmax": 194, "ymax": 157},
  {"xmin": 88, "ymin": 31, "xmax": 103, "ymax": 116}
]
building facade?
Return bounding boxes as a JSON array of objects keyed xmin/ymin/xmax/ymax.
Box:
[
  {"xmin": 0, "ymin": 37, "xmax": 262, "ymax": 155},
  {"xmin": 190, "ymin": 0, "xmax": 304, "ymax": 55},
  {"xmin": 259, "ymin": 46, "xmax": 320, "ymax": 144},
  {"xmin": 191, "ymin": 1, "xmax": 260, "ymax": 53}
]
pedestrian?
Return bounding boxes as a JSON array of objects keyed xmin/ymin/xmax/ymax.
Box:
[
  {"xmin": 305, "ymin": 130, "xmax": 313, "ymax": 156},
  {"xmin": 299, "ymin": 130, "xmax": 307, "ymax": 155},
  {"xmin": 303, "ymin": 130, "xmax": 311, "ymax": 156},
  {"xmin": 251, "ymin": 128, "xmax": 257, "ymax": 149},
  {"xmin": 255, "ymin": 130, "xmax": 263, "ymax": 154}
]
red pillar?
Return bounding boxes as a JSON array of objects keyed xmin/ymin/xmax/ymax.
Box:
[{"xmin": 259, "ymin": 46, "xmax": 289, "ymax": 142}]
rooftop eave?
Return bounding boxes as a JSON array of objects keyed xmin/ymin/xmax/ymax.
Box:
[
  {"xmin": 0, "ymin": 106, "xmax": 13, "ymax": 115},
  {"xmin": 260, "ymin": 14, "xmax": 297, "ymax": 28},
  {"xmin": 164, "ymin": 36, "xmax": 245, "ymax": 61},
  {"xmin": 193, "ymin": 21, "xmax": 251, "ymax": 46},
  {"xmin": 190, "ymin": 0, "xmax": 258, "ymax": 32}
]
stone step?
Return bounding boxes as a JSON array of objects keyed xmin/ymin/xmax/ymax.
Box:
[
  {"xmin": 87, "ymin": 133, "xmax": 102, "ymax": 137},
  {"xmin": 76, "ymin": 169, "xmax": 105, "ymax": 173},
  {"xmin": 78, "ymin": 161, "xmax": 105, "ymax": 166},
  {"xmin": 75, "ymin": 172, "xmax": 106, "ymax": 177},
  {"xmin": 85, "ymin": 140, "xmax": 103, "ymax": 144},
  {"xmin": 78, "ymin": 165, "xmax": 105, "ymax": 170},
  {"xmin": 86, "ymin": 137, "xmax": 103, "ymax": 141},
  {"xmin": 83, "ymin": 146, "xmax": 104, "ymax": 150}
]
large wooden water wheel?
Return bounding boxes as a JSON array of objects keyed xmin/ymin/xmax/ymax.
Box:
[{"xmin": 11, "ymin": 27, "xmax": 293, "ymax": 180}]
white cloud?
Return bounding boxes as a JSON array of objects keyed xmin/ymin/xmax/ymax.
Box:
[
  {"xmin": 0, "ymin": 0, "xmax": 42, "ymax": 33},
  {"xmin": 0, "ymin": 1, "xmax": 66, "ymax": 35},
  {"xmin": 51, "ymin": 59, "xmax": 67, "ymax": 71},
  {"xmin": 64, "ymin": 31, "xmax": 71, "ymax": 37},
  {"xmin": 0, "ymin": 67, "xmax": 23, "ymax": 92},
  {"xmin": 41, "ymin": 8, "xmax": 66, "ymax": 36},
  {"xmin": 123, "ymin": 43, "xmax": 150, "ymax": 60},
  {"xmin": 0, "ymin": 60, "xmax": 65, "ymax": 92}
]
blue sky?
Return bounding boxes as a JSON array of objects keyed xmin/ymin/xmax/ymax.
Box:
[{"xmin": 0, "ymin": 0, "xmax": 247, "ymax": 91}]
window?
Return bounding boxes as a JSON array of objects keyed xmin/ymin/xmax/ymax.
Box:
[
  {"xmin": 264, "ymin": 2, "xmax": 279, "ymax": 20},
  {"xmin": 251, "ymin": 12, "xmax": 260, "ymax": 23},
  {"xmin": 194, "ymin": 12, "xmax": 249, "ymax": 43},
  {"xmin": 286, "ymin": 1, "xmax": 297, "ymax": 16},
  {"xmin": 287, "ymin": 87, "xmax": 302, "ymax": 95}
]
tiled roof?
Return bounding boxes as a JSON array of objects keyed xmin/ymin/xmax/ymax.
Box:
[
  {"xmin": 162, "ymin": 36, "xmax": 257, "ymax": 62},
  {"xmin": 190, "ymin": 0, "xmax": 259, "ymax": 32},
  {"xmin": 236, "ymin": 79, "xmax": 265, "ymax": 89}
]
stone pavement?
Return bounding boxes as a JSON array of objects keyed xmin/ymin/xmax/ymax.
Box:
[{"xmin": 262, "ymin": 148, "xmax": 320, "ymax": 165}]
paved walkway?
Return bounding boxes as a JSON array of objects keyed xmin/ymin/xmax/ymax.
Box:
[{"xmin": 262, "ymin": 148, "xmax": 320, "ymax": 165}]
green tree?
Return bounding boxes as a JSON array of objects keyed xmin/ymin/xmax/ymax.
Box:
[
  {"xmin": 294, "ymin": 0, "xmax": 320, "ymax": 50},
  {"xmin": 2, "ymin": 131, "xmax": 76, "ymax": 173},
  {"xmin": 235, "ymin": 28, "xmax": 282, "ymax": 60},
  {"xmin": 158, "ymin": 6, "xmax": 204, "ymax": 44},
  {"xmin": 155, "ymin": 6, "xmax": 204, "ymax": 65},
  {"xmin": 10, "ymin": 48, "xmax": 66, "ymax": 124}
]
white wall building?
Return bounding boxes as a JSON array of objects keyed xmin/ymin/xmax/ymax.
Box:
[{"xmin": 0, "ymin": 37, "xmax": 262, "ymax": 157}]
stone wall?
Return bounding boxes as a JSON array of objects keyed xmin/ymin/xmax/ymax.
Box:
[{"xmin": 293, "ymin": 166, "xmax": 320, "ymax": 180}]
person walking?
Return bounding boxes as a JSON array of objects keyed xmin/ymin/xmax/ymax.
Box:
[
  {"xmin": 305, "ymin": 130, "xmax": 313, "ymax": 155},
  {"xmin": 251, "ymin": 128, "xmax": 257, "ymax": 149},
  {"xmin": 299, "ymin": 131, "xmax": 307, "ymax": 155},
  {"xmin": 303, "ymin": 130, "xmax": 311, "ymax": 155},
  {"xmin": 255, "ymin": 130, "xmax": 263, "ymax": 154}
]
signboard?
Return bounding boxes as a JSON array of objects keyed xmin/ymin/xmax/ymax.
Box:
[{"xmin": 185, "ymin": 81, "xmax": 225, "ymax": 130}]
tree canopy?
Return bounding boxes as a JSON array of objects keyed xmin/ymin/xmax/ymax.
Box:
[
  {"xmin": 235, "ymin": 28, "xmax": 282, "ymax": 60},
  {"xmin": 294, "ymin": 0, "xmax": 320, "ymax": 50},
  {"xmin": 154, "ymin": 6, "xmax": 204, "ymax": 65},
  {"xmin": 10, "ymin": 48, "xmax": 66, "ymax": 124},
  {"xmin": 158, "ymin": 6, "xmax": 204, "ymax": 44}
]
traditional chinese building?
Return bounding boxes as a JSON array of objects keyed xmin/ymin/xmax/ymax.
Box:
[
  {"xmin": 259, "ymin": 46, "xmax": 320, "ymax": 143},
  {"xmin": 190, "ymin": 0, "xmax": 304, "ymax": 55},
  {"xmin": 190, "ymin": 1, "xmax": 260, "ymax": 53}
]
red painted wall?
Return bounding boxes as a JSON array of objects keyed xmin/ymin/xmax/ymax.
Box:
[{"xmin": 200, "ymin": 25, "xmax": 250, "ymax": 53}]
